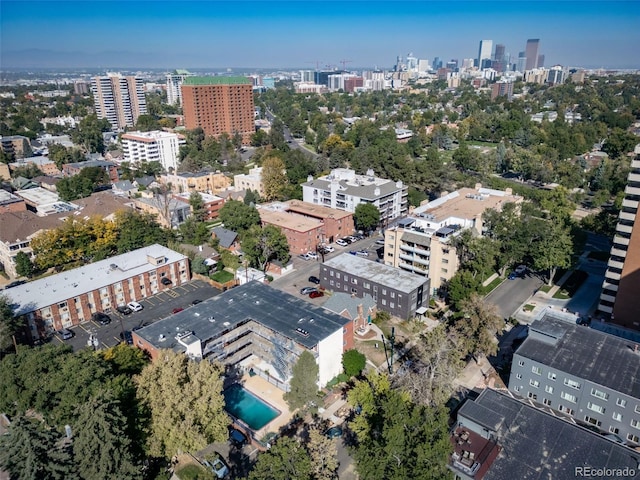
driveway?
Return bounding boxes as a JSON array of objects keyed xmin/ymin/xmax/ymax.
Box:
[{"xmin": 485, "ymin": 273, "xmax": 544, "ymax": 320}]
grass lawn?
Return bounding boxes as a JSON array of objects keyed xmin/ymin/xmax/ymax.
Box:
[
  {"xmin": 539, "ymin": 285, "xmax": 553, "ymax": 293},
  {"xmin": 523, "ymin": 304, "xmax": 536, "ymax": 312},
  {"xmin": 481, "ymin": 276, "xmax": 503, "ymax": 294},
  {"xmin": 175, "ymin": 464, "xmax": 214, "ymax": 480},
  {"xmin": 210, "ymin": 270, "xmax": 234, "ymax": 283}
]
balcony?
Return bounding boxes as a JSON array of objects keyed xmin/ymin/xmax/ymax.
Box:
[
  {"xmin": 629, "ymin": 172, "xmax": 640, "ymax": 183},
  {"xmin": 607, "ymin": 259, "xmax": 624, "ymax": 270},
  {"xmin": 610, "ymin": 247, "xmax": 628, "ymax": 258},
  {"xmin": 600, "ymin": 292, "xmax": 616, "ymax": 303},
  {"xmin": 623, "ymin": 198, "xmax": 640, "ymax": 209},
  {"xmin": 625, "ymin": 185, "xmax": 640, "ymax": 196},
  {"xmin": 613, "ymin": 235, "xmax": 630, "ymax": 247},
  {"xmin": 605, "ymin": 270, "xmax": 621, "ymax": 281},
  {"xmin": 616, "ymin": 222, "xmax": 634, "ymax": 233}
]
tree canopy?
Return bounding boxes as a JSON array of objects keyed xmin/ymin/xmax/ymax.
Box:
[
  {"xmin": 242, "ymin": 225, "xmax": 291, "ymax": 272},
  {"xmin": 353, "ymin": 203, "xmax": 381, "ymax": 233},
  {"xmin": 218, "ymin": 200, "xmax": 261, "ymax": 234},
  {"xmin": 284, "ymin": 350, "xmax": 319, "ymax": 410}
]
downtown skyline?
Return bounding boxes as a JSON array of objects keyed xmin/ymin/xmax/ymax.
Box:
[{"xmin": 1, "ymin": 1, "xmax": 640, "ymax": 70}]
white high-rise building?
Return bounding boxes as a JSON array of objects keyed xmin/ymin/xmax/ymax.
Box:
[
  {"xmin": 121, "ymin": 130, "xmax": 185, "ymax": 173},
  {"xmin": 91, "ymin": 73, "xmax": 147, "ymax": 131},
  {"xmin": 477, "ymin": 40, "xmax": 493, "ymax": 69},
  {"xmin": 417, "ymin": 59, "xmax": 431, "ymax": 73},
  {"xmin": 300, "ymin": 70, "xmax": 315, "ymax": 83},
  {"xmin": 166, "ymin": 69, "xmax": 194, "ymax": 106}
]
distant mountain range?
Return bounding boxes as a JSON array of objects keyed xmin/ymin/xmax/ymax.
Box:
[{"xmin": 2, "ymin": 49, "xmax": 182, "ymax": 69}]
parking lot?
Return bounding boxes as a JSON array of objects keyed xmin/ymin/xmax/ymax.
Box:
[
  {"xmin": 52, "ymin": 280, "xmax": 221, "ymax": 351},
  {"xmin": 271, "ymin": 234, "xmax": 384, "ymax": 303}
]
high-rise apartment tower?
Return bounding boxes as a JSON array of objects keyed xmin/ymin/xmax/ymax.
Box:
[
  {"xmin": 477, "ymin": 40, "xmax": 493, "ymax": 69},
  {"xmin": 525, "ymin": 39, "xmax": 540, "ymax": 70},
  {"xmin": 91, "ymin": 73, "xmax": 147, "ymax": 131},
  {"xmin": 181, "ymin": 76, "xmax": 255, "ymax": 145},
  {"xmin": 166, "ymin": 69, "xmax": 194, "ymax": 106}
]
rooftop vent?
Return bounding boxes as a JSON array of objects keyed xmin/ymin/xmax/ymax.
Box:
[
  {"xmin": 296, "ymin": 328, "xmax": 310, "ymax": 337},
  {"xmin": 223, "ymin": 322, "xmax": 230, "ymax": 327},
  {"xmin": 208, "ymin": 316, "xmax": 215, "ymax": 323},
  {"xmin": 158, "ymin": 334, "xmax": 166, "ymax": 342},
  {"xmin": 176, "ymin": 331, "xmax": 193, "ymax": 340}
]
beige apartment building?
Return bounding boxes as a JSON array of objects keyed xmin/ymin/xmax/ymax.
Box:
[
  {"xmin": 384, "ymin": 185, "xmax": 522, "ymax": 292},
  {"xmin": 91, "ymin": 73, "xmax": 147, "ymax": 130},
  {"xmin": 234, "ymin": 166, "xmax": 264, "ymax": 197},
  {"xmin": 160, "ymin": 171, "xmax": 232, "ymax": 194}
]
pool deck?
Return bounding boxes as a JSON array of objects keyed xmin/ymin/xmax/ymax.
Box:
[{"xmin": 239, "ymin": 374, "xmax": 293, "ymax": 441}]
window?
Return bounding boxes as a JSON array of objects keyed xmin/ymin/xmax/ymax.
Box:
[
  {"xmin": 330, "ymin": 280, "xmax": 334, "ymax": 286},
  {"xmin": 514, "ymin": 386, "xmax": 521, "ymax": 392},
  {"xmin": 58, "ymin": 301, "xmax": 67, "ymax": 309},
  {"xmin": 612, "ymin": 412, "xmax": 622, "ymax": 422},
  {"xmin": 609, "ymin": 426, "xmax": 620, "ymax": 434},
  {"xmin": 530, "ymin": 379, "xmax": 540, "ymax": 388},
  {"xmin": 561, "ymin": 392, "xmax": 577, "ymax": 403},
  {"xmin": 558, "ymin": 405, "xmax": 574, "ymax": 415},
  {"xmin": 628, "ymin": 434, "xmax": 640, "ymax": 443},
  {"xmin": 545, "ymin": 385, "xmax": 554, "ymax": 394},
  {"xmin": 548, "ymin": 372, "xmax": 557, "ymax": 381},
  {"xmin": 351, "ymin": 278, "xmax": 357, "ymax": 285},
  {"xmin": 381, "ymin": 299, "xmax": 386, "ymax": 306},
  {"xmin": 543, "ymin": 398, "xmax": 552, "ymax": 406},
  {"xmin": 330, "ymin": 271, "xmax": 334, "ymax": 277},
  {"xmin": 585, "ymin": 416, "xmax": 602, "ymax": 427},
  {"xmin": 564, "ymin": 379, "xmax": 581, "ymax": 390},
  {"xmin": 631, "ymin": 419, "xmax": 640, "ymax": 430},
  {"xmin": 587, "ymin": 402, "xmax": 605, "ymax": 414},
  {"xmin": 516, "ymin": 374, "xmax": 522, "ymax": 379},
  {"xmin": 591, "ymin": 388, "xmax": 609, "ymax": 401},
  {"xmin": 634, "ymin": 405, "xmax": 640, "ymax": 414},
  {"xmin": 390, "ymin": 291, "xmax": 395, "ymax": 298},
  {"xmin": 336, "ymin": 273, "xmax": 341, "ymax": 279},
  {"xmin": 617, "ymin": 398, "xmax": 627, "ymax": 408},
  {"xmin": 528, "ymin": 392, "xmax": 537, "ymax": 400},
  {"xmin": 532, "ymin": 366, "xmax": 542, "ymax": 375},
  {"xmin": 363, "ymin": 282, "xmax": 370, "ymax": 288},
  {"xmin": 382, "ymin": 289, "xmax": 387, "ymax": 295},
  {"xmin": 518, "ymin": 360, "xmax": 525, "ymax": 367}
]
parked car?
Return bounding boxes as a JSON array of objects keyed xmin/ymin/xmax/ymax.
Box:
[
  {"xmin": 335, "ymin": 239, "xmax": 348, "ymax": 247},
  {"xmin": 58, "ymin": 328, "xmax": 74, "ymax": 340},
  {"xmin": 309, "ymin": 290, "xmax": 324, "ymax": 299},
  {"xmin": 325, "ymin": 426, "xmax": 343, "ymax": 438},
  {"xmin": 91, "ymin": 312, "xmax": 111, "ymax": 325},
  {"xmin": 300, "ymin": 286, "xmax": 318, "ymax": 295},
  {"xmin": 346, "ymin": 235, "xmax": 357, "ymax": 243},
  {"xmin": 515, "ymin": 265, "xmax": 527, "ymax": 274},
  {"xmin": 375, "ymin": 238, "xmax": 385, "ymax": 245},
  {"xmin": 120, "ymin": 330, "xmax": 133, "ymax": 345},
  {"xmin": 308, "ymin": 276, "xmax": 320, "ymax": 284},
  {"xmin": 116, "ymin": 305, "xmax": 132, "ymax": 315},
  {"xmin": 203, "ymin": 453, "xmax": 230, "ymax": 479},
  {"xmin": 321, "ymin": 245, "xmax": 335, "ymax": 253},
  {"xmin": 191, "ymin": 299, "xmax": 202, "ymax": 305},
  {"xmin": 306, "ymin": 251, "xmax": 318, "ymax": 260},
  {"xmin": 229, "ymin": 428, "xmax": 248, "ymax": 447},
  {"xmin": 355, "ymin": 250, "xmax": 369, "ymax": 257},
  {"xmin": 161, "ymin": 277, "xmax": 172, "ymax": 285},
  {"xmin": 299, "ymin": 253, "xmax": 312, "ymax": 261},
  {"xmin": 127, "ymin": 301, "xmax": 143, "ymax": 312},
  {"xmin": 172, "ymin": 307, "xmax": 184, "ymax": 314}
]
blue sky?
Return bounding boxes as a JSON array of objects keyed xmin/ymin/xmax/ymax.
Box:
[{"xmin": 2, "ymin": 1, "xmax": 639, "ymax": 69}]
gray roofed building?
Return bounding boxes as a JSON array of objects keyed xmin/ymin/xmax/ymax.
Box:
[
  {"xmin": 320, "ymin": 254, "xmax": 429, "ymax": 319},
  {"xmin": 450, "ymin": 388, "xmax": 640, "ymax": 480},
  {"xmin": 132, "ymin": 281, "xmax": 352, "ymax": 387},
  {"xmin": 509, "ymin": 311, "xmax": 640, "ymax": 447},
  {"xmin": 323, "ymin": 292, "xmax": 377, "ymax": 332},
  {"xmin": 302, "ymin": 168, "xmax": 408, "ymax": 224},
  {"xmin": 211, "ymin": 226, "xmax": 238, "ymax": 249}
]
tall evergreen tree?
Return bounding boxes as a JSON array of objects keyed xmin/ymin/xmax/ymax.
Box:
[{"xmin": 284, "ymin": 351, "xmax": 319, "ymax": 410}]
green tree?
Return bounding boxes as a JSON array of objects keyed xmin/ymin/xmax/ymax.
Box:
[
  {"xmin": 114, "ymin": 210, "xmax": 172, "ymax": 254},
  {"xmin": 243, "ymin": 188, "xmax": 259, "ymax": 206},
  {"xmin": 135, "ymin": 350, "xmax": 228, "ymax": 457},
  {"xmin": 218, "ymin": 200, "xmax": 261, "ymax": 234},
  {"xmin": 307, "ymin": 427, "xmax": 338, "ymax": 480},
  {"xmin": 455, "ymin": 294, "xmax": 504, "ymax": 362},
  {"xmin": 0, "ymin": 416, "xmax": 77, "ymax": 480},
  {"xmin": 189, "ymin": 192, "xmax": 206, "ymax": 221},
  {"xmin": 248, "ymin": 436, "xmax": 313, "ymax": 480},
  {"xmin": 14, "ymin": 251, "xmax": 34, "ymax": 278},
  {"xmin": 134, "ymin": 114, "xmax": 159, "ymax": 132},
  {"xmin": 531, "ymin": 219, "xmax": 573, "ymax": 286},
  {"xmin": 242, "ymin": 225, "xmax": 290, "ymax": 272},
  {"xmin": 342, "ymin": 349, "xmax": 366, "ymax": 377},
  {"xmin": 261, "ymin": 154, "xmax": 288, "ymax": 201},
  {"xmin": 0, "ymin": 294, "xmax": 22, "ymax": 351},
  {"xmin": 284, "ymin": 351, "xmax": 318, "ymax": 411},
  {"xmin": 347, "ymin": 372, "xmax": 452, "ymax": 480},
  {"xmin": 100, "ymin": 343, "xmax": 149, "ymax": 377},
  {"xmin": 73, "ymin": 391, "xmax": 140, "ymax": 480},
  {"xmin": 353, "ymin": 203, "xmax": 380, "ymax": 232},
  {"xmin": 179, "ymin": 216, "xmax": 211, "ymax": 246}
]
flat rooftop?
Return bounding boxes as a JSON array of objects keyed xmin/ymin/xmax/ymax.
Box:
[
  {"xmin": 413, "ymin": 187, "xmax": 520, "ymax": 224},
  {"xmin": 457, "ymin": 389, "xmax": 640, "ymax": 480},
  {"xmin": 182, "ymin": 76, "xmax": 252, "ymax": 86},
  {"xmin": 136, "ymin": 281, "xmax": 350, "ymax": 351},
  {"xmin": 14, "ymin": 187, "xmax": 59, "ymax": 205},
  {"xmin": 284, "ymin": 200, "xmax": 353, "ymax": 220},
  {"xmin": 4, "ymin": 245, "xmax": 187, "ymax": 315},
  {"xmin": 323, "ymin": 254, "xmax": 428, "ymax": 294},
  {"xmin": 516, "ymin": 315, "xmax": 640, "ymax": 398},
  {"xmin": 258, "ymin": 207, "xmax": 322, "ymax": 233},
  {"xmin": 303, "ymin": 168, "xmax": 404, "ymax": 200}
]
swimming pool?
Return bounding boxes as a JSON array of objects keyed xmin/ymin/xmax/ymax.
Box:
[{"xmin": 224, "ymin": 384, "xmax": 280, "ymax": 430}]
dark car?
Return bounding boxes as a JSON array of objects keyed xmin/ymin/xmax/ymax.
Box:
[
  {"xmin": 191, "ymin": 299, "xmax": 202, "ymax": 305},
  {"xmin": 119, "ymin": 330, "xmax": 133, "ymax": 345},
  {"xmin": 172, "ymin": 307, "xmax": 184, "ymax": 314},
  {"xmin": 229, "ymin": 428, "xmax": 248, "ymax": 447},
  {"xmin": 116, "ymin": 305, "xmax": 132, "ymax": 315},
  {"xmin": 325, "ymin": 426, "xmax": 343, "ymax": 438},
  {"xmin": 91, "ymin": 312, "xmax": 111, "ymax": 325},
  {"xmin": 308, "ymin": 276, "xmax": 320, "ymax": 284},
  {"xmin": 309, "ymin": 290, "xmax": 324, "ymax": 299},
  {"xmin": 161, "ymin": 277, "xmax": 172, "ymax": 286}
]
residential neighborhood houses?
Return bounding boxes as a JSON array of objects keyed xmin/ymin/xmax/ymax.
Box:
[{"xmin": 0, "ymin": 43, "xmax": 639, "ymax": 480}]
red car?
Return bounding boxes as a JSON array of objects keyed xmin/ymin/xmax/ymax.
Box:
[
  {"xmin": 309, "ymin": 290, "xmax": 324, "ymax": 299},
  {"xmin": 172, "ymin": 307, "xmax": 184, "ymax": 314}
]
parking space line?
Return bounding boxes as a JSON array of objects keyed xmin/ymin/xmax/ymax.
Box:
[{"xmin": 78, "ymin": 323, "xmax": 92, "ymax": 334}]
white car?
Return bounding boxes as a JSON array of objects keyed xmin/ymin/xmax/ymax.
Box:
[
  {"xmin": 336, "ymin": 239, "xmax": 348, "ymax": 247},
  {"xmin": 306, "ymin": 251, "xmax": 318, "ymax": 260},
  {"xmin": 127, "ymin": 301, "xmax": 143, "ymax": 312},
  {"xmin": 321, "ymin": 245, "xmax": 335, "ymax": 253}
]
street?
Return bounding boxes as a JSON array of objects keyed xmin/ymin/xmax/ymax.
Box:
[{"xmin": 485, "ymin": 273, "xmax": 543, "ymax": 320}]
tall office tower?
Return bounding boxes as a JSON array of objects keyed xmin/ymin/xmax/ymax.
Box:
[
  {"xmin": 406, "ymin": 53, "xmax": 418, "ymax": 72},
  {"xmin": 525, "ymin": 39, "xmax": 540, "ymax": 70},
  {"xmin": 598, "ymin": 152, "xmax": 640, "ymax": 330},
  {"xmin": 446, "ymin": 59, "xmax": 459, "ymax": 71},
  {"xmin": 166, "ymin": 69, "xmax": 194, "ymax": 106},
  {"xmin": 432, "ymin": 57, "xmax": 441, "ymax": 70},
  {"xmin": 493, "ymin": 44, "xmax": 505, "ymax": 62},
  {"xmin": 181, "ymin": 76, "xmax": 255, "ymax": 145},
  {"xmin": 91, "ymin": 73, "xmax": 147, "ymax": 131},
  {"xmin": 517, "ymin": 52, "xmax": 527, "ymax": 72},
  {"xmin": 537, "ymin": 54, "xmax": 545, "ymax": 68},
  {"xmin": 461, "ymin": 58, "xmax": 475, "ymax": 70},
  {"xmin": 417, "ymin": 59, "xmax": 430, "ymax": 73},
  {"xmin": 300, "ymin": 70, "xmax": 315, "ymax": 82},
  {"xmin": 477, "ymin": 40, "xmax": 493, "ymax": 69}
]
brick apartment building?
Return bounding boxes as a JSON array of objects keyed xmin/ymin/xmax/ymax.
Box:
[
  {"xmin": 4, "ymin": 244, "xmax": 189, "ymax": 340},
  {"xmin": 257, "ymin": 200, "xmax": 354, "ymax": 255},
  {"xmin": 173, "ymin": 192, "xmax": 225, "ymax": 221},
  {"xmin": 181, "ymin": 76, "xmax": 255, "ymax": 144}
]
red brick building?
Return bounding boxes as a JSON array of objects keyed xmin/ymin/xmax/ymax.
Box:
[{"xmin": 181, "ymin": 77, "xmax": 255, "ymax": 144}]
